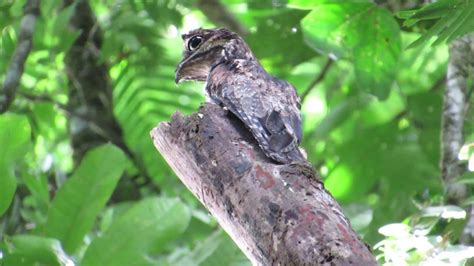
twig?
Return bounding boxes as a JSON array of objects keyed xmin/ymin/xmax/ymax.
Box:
[
  {"xmin": 196, "ymin": 0, "xmax": 248, "ymax": 36},
  {"xmin": 430, "ymin": 75, "xmax": 447, "ymax": 91},
  {"xmin": 19, "ymin": 90, "xmax": 67, "ymax": 108},
  {"xmin": 0, "ymin": 0, "xmax": 40, "ymax": 113},
  {"xmin": 300, "ymin": 59, "xmax": 334, "ymax": 103}
]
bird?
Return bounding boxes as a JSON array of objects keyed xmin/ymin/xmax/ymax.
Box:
[{"xmin": 175, "ymin": 28, "xmax": 304, "ymax": 164}]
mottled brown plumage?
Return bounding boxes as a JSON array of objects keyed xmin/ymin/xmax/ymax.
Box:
[{"xmin": 175, "ymin": 28, "xmax": 304, "ymax": 164}]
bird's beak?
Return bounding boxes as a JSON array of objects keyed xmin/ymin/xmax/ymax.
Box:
[
  {"xmin": 175, "ymin": 69, "xmax": 182, "ymax": 84},
  {"xmin": 175, "ymin": 59, "xmax": 186, "ymax": 84},
  {"xmin": 174, "ymin": 53, "xmax": 209, "ymax": 84},
  {"xmin": 175, "ymin": 53, "xmax": 196, "ymax": 84}
]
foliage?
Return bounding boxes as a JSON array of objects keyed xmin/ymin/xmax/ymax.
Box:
[
  {"xmin": 43, "ymin": 144, "xmax": 127, "ymax": 254},
  {"xmin": 398, "ymin": 0, "xmax": 474, "ymax": 48},
  {"xmin": 299, "ymin": 2, "xmax": 401, "ymax": 99},
  {"xmin": 375, "ymin": 206, "xmax": 473, "ymax": 265},
  {"xmin": 0, "ymin": 115, "xmax": 30, "ymax": 216},
  {"xmin": 0, "ymin": 0, "xmax": 473, "ymax": 265}
]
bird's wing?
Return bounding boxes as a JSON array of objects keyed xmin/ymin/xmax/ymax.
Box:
[
  {"xmin": 280, "ymin": 80, "xmax": 302, "ymax": 144},
  {"xmin": 208, "ymin": 60, "xmax": 303, "ymax": 163}
]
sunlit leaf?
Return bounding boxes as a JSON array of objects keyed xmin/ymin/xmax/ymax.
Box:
[
  {"xmin": 343, "ymin": 203, "xmax": 373, "ymax": 232},
  {"xmin": 175, "ymin": 230, "xmax": 250, "ymax": 266},
  {"xmin": 1, "ymin": 26, "xmax": 16, "ymax": 58},
  {"xmin": 44, "ymin": 144, "xmax": 127, "ymax": 254},
  {"xmin": 288, "ymin": 0, "xmax": 373, "ymax": 9},
  {"xmin": 427, "ymin": 245, "xmax": 474, "ymax": 264},
  {"xmin": 301, "ymin": 3, "xmax": 401, "ymax": 99},
  {"xmin": 81, "ymin": 197, "xmax": 191, "ymax": 266},
  {"xmin": 458, "ymin": 145, "xmax": 472, "ymax": 160},
  {"xmin": 401, "ymin": 0, "xmax": 474, "ymax": 48},
  {"xmin": 461, "ymin": 195, "xmax": 474, "ymax": 206},
  {"xmin": 421, "ymin": 205, "xmax": 466, "ymax": 219},
  {"xmin": 242, "ymin": 8, "xmax": 316, "ymax": 75},
  {"xmin": 0, "ymin": 114, "xmax": 31, "ymax": 216},
  {"xmin": 311, "ymin": 94, "xmax": 372, "ymax": 140},
  {"xmin": 378, "ymin": 223, "xmax": 411, "ymax": 237},
  {"xmin": 4, "ymin": 235, "xmax": 73, "ymax": 266},
  {"xmin": 456, "ymin": 172, "xmax": 474, "ymax": 184}
]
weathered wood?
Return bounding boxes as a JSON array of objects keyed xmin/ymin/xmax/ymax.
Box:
[{"xmin": 150, "ymin": 103, "xmax": 377, "ymax": 265}]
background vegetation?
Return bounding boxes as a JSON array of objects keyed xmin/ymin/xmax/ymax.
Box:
[{"xmin": 1, "ymin": 0, "xmax": 473, "ymax": 265}]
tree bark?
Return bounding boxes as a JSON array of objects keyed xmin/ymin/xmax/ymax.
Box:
[
  {"xmin": 0, "ymin": 0, "xmax": 40, "ymax": 113},
  {"xmin": 62, "ymin": 0, "xmax": 156, "ymax": 199},
  {"xmin": 442, "ymin": 33, "xmax": 474, "ymax": 244},
  {"xmin": 63, "ymin": 0, "xmax": 128, "ymax": 163},
  {"xmin": 150, "ymin": 103, "xmax": 377, "ymax": 265}
]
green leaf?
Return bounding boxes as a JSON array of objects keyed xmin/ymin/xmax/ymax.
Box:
[
  {"xmin": 243, "ymin": 8, "xmax": 316, "ymax": 75},
  {"xmin": 195, "ymin": 232, "xmax": 250, "ymax": 266},
  {"xmin": 353, "ymin": 8, "xmax": 401, "ymax": 98},
  {"xmin": 461, "ymin": 196, "xmax": 474, "ymax": 207},
  {"xmin": 0, "ymin": 114, "xmax": 31, "ymax": 216},
  {"xmin": 359, "ymin": 89, "xmax": 405, "ymax": 126},
  {"xmin": 175, "ymin": 230, "xmax": 250, "ymax": 266},
  {"xmin": 302, "ymin": 3, "xmax": 369, "ymax": 58},
  {"xmin": 312, "ymin": 94, "xmax": 372, "ymax": 140},
  {"xmin": 1, "ymin": 26, "xmax": 16, "ymax": 57},
  {"xmin": 51, "ymin": 4, "xmax": 75, "ymax": 36},
  {"xmin": 421, "ymin": 205, "xmax": 466, "ymax": 219},
  {"xmin": 81, "ymin": 197, "xmax": 191, "ymax": 266},
  {"xmin": 407, "ymin": 8, "xmax": 461, "ymax": 48},
  {"xmin": 459, "ymin": 142, "xmax": 474, "ymax": 161},
  {"xmin": 4, "ymin": 235, "xmax": 73, "ymax": 266},
  {"xmin": 433, "ymin": 245, "xmax": 474, "ymax": 264},
  {"xmin": 396, "ymin": 9, "xmax": 418, "ymax": 19},
  {"xmin": 44, "ymin": 144, "xmax": 127, "ymax": 254},
  {"xmin": 378, "ymin": 223, "xmax": 411, "ymax": 238},
  {"xmin": 343, "ymin": 203, "xmax": 373, "ymax": 232},
  {"xmin": 446, "ymin": 9, "xmax": 474, "ymax": 44},
  {"xmin": 404, "ymin": 0, "xmax": 474, "ymax": 48},
  {"xmin": 410, "ymin": 0, "xmax": 454, "ymax": 20},
  {"xmin": 456, "ymin": 172, "xmax": 474, "ymax": 184},
  {"xmin": 34, "ymin": 1, "xmax": 80, "ymax": 52},
  {"xmin": 301, "ymin": 3, "xmax": 401, "ymax": 99},
  {"xmin": 288, "ymin": 0, "xmax": 373, "ymax": 9}
]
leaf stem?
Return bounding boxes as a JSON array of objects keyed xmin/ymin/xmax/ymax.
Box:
[{"xmin": 300, "ymin": 58, "xmax": 334, "ymax": 103}]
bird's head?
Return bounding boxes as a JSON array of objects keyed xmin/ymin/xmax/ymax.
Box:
[{"xmin": 175, "ymin": 28, "xmax": 254, "ymax": 83}]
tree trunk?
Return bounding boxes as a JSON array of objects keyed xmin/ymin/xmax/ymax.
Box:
[
  {"xmin": 150, "ymin": 103, "xmax": 377, "ymax": 265},
  {"xmin": 62, "ymin": 0, "xmax": 156, "ymax": 200},
  {"xmin": 442, "ymin": 33, "xmax": 474, "ymax": 244},
  {"xmin": 63, "ymin": 0, "xmax": 128, "ymax": 163}
]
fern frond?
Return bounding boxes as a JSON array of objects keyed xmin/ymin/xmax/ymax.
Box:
[{"xmin": 398, "ymin": 0, "xmax": 474, "ymax": 48}]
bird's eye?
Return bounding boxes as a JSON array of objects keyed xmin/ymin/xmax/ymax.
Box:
[{"xmin": 188, "ymin": 36, "xmax": 203, "ymax": 51}]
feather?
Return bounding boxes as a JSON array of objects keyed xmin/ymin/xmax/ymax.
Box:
[{"xmin": 207, "ymin": 59, "xmax": 304, "ymax": 164}]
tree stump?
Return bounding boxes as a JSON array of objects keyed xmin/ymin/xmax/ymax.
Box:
[{"xmin": 150, "ymin": 103, "xmax": 377, "ymax": 265}]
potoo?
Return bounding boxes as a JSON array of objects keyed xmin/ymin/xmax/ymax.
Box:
[{"xmin": 175, "ymin": 28, "xmax": 304, "ymax": 164}]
